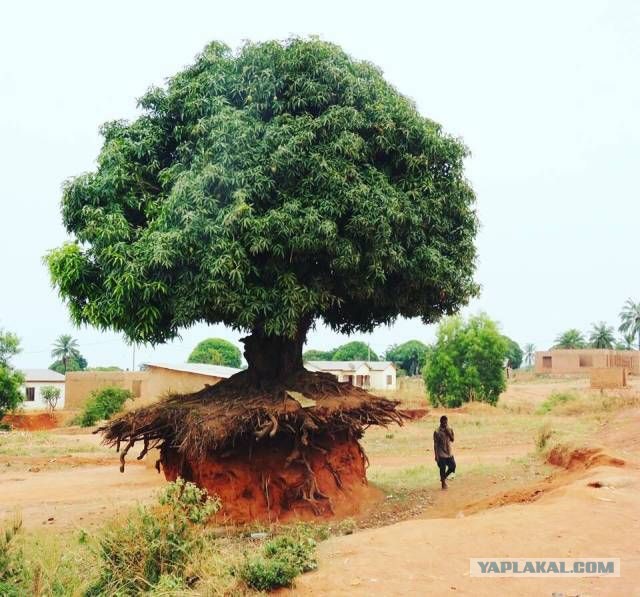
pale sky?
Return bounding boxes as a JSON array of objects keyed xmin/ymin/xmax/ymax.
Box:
[{"xmin": 2, "ymin": 0, "xmax": 639, "ymax": 369}]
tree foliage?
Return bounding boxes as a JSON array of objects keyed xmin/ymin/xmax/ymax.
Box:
[
  {"xmin": 619, "ymin": 299, "xmax": 640, "ymax": 351},
  {"xmin": 523, "ymin": 342, "xmax": 536, "ymax": 367},
  {"xmin": 588, "ymin": 322, "xmax": 615, "ymax": 349},
  {"xmin": 0, "ymin": 330, "xmax": 21, "ymax": 367},
  {"xmin": 502, "ymin": 336, "xmax": 523, "ymax": 369},
  {"xmin": 51, "ymin": 335, "xmax": 82, "ymax": 373},
  {"xmin": 187, "ymin": 338, "xmax": 242, "ymax": 368},
  {"xmin": 40, "ymin": 385, "xmax": 62, "ymax": 413},
  {"xmin": 49, "ymin": 354, "xmax": 87, "ymax": 375},
  {"xmin": 553, "ymin": 329, "xmax": 586, "ymax": 350},
  {"xmin": 331, "ymin": 341, "xmax": 377, "ymax": 361},
  {"xmin": 46, "ymin": 38, "xmax": 478, "ymax": 349},
  {"xmin": 302, "ymin": 349, "xmax": 335, "ymax": 361},
  {"xmin": 423, "ymin": 315, "xmax": 507, "ymax": 407},
  {"xmin": 385, "ymin": 340, "xmax": 430, "ymax": 375},
  {"xmin": 0, "ymin": 329, "xmax": 23, "ymax": 419}
]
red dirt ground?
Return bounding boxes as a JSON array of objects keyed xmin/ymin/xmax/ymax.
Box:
[
  {"xmin": 161, "ymin": 434, "xmax": 381, "ymax": 523},
  {"xmin": 2, "ymin": 412, "xmax": 59, "ymax": 431}
]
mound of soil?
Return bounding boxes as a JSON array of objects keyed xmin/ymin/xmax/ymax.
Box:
[
  {"xmin": 161, "ymin": 431, "xmax": 381, "ymax": 522},
  {"xmin": 546, "ymin": 446, "xmax": 625, "ymax": 471},
  {"xmin": 2, "ymin": 413, "xmax": 59, "ymax": 431},
  {"xmin": 398, "ymin": 408, "xmax": 428, "ymax": 421}
]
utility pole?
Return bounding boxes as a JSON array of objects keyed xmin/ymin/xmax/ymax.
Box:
[{"xmin": 132, "ymin": 343, "xmax": 136, "ymax": 371}]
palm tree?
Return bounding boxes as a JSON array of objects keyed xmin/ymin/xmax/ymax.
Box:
[
  {"xmin": 615, "ymin": 333, "xmax": 635, "ymax": 351},
  {"xmin": 523, "ymin": 343, "xmax": 536, "ymax": 367},
  {"xmin": 588, "ymin": 322, "xmax": 615, "ymax": 349},
  {"xmin": 553, "ymin": 329, "xmax": 586, "ymax": 349},
  {"xmin": 619, "ymin": 299, "xmax": 640, "ymax": 350},
  {"xmin": 51, "ymin": 334, "xmax": 81, "ymax": 373}
]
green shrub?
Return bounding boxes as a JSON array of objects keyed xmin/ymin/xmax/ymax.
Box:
[
  {"xmin": 537, "ymin": 391, "xmax": 578, "ymax": 414},
  {"xmin": 78, "ymin": 386, "xmax": 133, "ymax": 427},
  {"xmin": 238, "ymin": 535, "xmax": 317, "ymax": 591},
  {"xmin": 424, "ymin": 314, "xmax": 508, "ymax": 407},
  {"xmin": 87, "ymin": 478, "xmax": 220, "ymax": 595}
]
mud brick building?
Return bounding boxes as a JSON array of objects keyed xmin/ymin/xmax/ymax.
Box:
[{"xmin": 534, "ymin": 349, "xmax": 640, "ymax": 375}]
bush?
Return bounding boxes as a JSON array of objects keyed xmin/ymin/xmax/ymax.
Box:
[
  {"xmin": 424, "ymin": 314, "xmax": 508, "ymax": 407},
  {"xmin": 78, "ymin": 386, "xmax": 133, "ymax": 427},
  {"xmin": 87, "ymin": 479, "xmax": 220, "ymax": 595},
  {"xmin": 237, "ymin": 535, "xmax": 317, "ymax": 591},
  {"xmin": 40, "ymin": 385, "xmax": 61, "ymax": 413}
]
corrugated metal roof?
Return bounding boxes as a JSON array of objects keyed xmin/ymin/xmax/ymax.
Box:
[
  {"xmin": 144, "ymin": 362, "xmax": 241, "ymax": 379},
  {"xmin": 20, "ymin": 369, "xmax": 65, "ymax": 382},
  {"xmin": 305, "ymin": 361, "xmax": 395, "ymax": 372}
]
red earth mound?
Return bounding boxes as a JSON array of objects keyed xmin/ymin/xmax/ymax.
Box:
[
  {"xmin": 398, "ymin": 408, "xmax": 428, "ymax": 421},
  {"xmin": 2, "ymin": 413, "xmax": 58, "ymax": 431},
  {"xmin": 161, "ymin": 432, "xmax": 382, "ymax": 522},
  {"xmin": 546, "ymin": 446, "xmax": 625, "ymax": 471}
]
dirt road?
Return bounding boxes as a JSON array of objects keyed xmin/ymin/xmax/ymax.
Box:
[{"xmin": 290, "ymin": 409, "xmax": 640, "ymax": 596}]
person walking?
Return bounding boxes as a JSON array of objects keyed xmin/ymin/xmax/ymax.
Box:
[{"xmin": 433, "ymin": 415, "xmax": 456, "ymax": 489}]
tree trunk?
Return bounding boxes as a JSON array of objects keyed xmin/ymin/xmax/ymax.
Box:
[{"xmin": 241, "ymin": 319, "xmax": 312, "ymax": 384}]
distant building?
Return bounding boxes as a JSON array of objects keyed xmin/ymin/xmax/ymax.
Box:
[
  {"xmin": 305, "ymin": 361, "xmax": 397, "ymax": 390},
  {"xmin": 20, "ymin": 369, "xmax": 66, "ymax": 410},
  {"xmin": 534, "ymin": 349, "xmax": 640, "ymax": 375},
  {"xmin": 64, "ymin": 362, "xmax": 241, "ymax": 410}
]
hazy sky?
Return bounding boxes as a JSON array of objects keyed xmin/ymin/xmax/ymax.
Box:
[{"xmin": 2, "ymin": 0, "xmax": 639, "ymax": 369}]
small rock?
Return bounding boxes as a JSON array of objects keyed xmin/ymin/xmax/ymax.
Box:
[{"xmin": 28, "ymin": 466, "xmax": 40, "ymax": 473}]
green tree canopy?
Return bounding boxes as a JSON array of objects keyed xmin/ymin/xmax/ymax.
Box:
[
  {"xmin": 46, "ymin": 38, "xmax": 478, "ymax": 383},
  {"xmin": 50, "ymin": 354, "xmax": 88, "ymax": 375},
  {"xmin": 523, "ymin": 343, "xmax": 536, "ymax": 367},
  {"xmin": 303, "ymin": 348, "xmax": 335, "ymax": 361},
  {"xmin": 51, "ymin": 334, "xmax": 82, "ymax": 373},
  {"xmin": 424, "ymin": 314, "xmax": 508, "ymax": 407},
  {"xmin": 502, "ymin": 336, "xmax": 523, "ymax": 369},
  {"xmin": 553, "ymin": 329, "xmax": 587, "ymax": 349},
  {"xmin": 331, "ymin": 341, "xmax": 378, "ymax": 361},
  {"xmin": 188, "ymin": 338, "xmax": 242, "ymax": 368},
  {"xmin": 0, "ymin": 329, "xmax": 21, "ymax": 366},
  {"xmin": 0, "ymin": 329, "xmax": 24, "ymax": 419},
  {"xmin": 588, "ymin": 321, "xmax": 615, "ymax": 349},
  {"xmin": 619, "ymin": 299, "xmax": 640, "ymax": 351},
  {"xmin": 385, "ymin": 340, "xmax": 430, "ymax": 375}
]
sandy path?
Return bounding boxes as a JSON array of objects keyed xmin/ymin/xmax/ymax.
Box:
[
  {"xmin": 290, "ymin": 465, "xmax": 640, "ymax": 596},
  {"xmin": 290, "ymin": 409, "xmax": 640, "ymax": 596}
]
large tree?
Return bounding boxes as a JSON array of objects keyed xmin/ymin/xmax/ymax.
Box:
[
  {"xmin": 50, "ymin": 334, "xmax": 82, "ymax": 373},
  {"xmin": 46, "ymin": 40, "xmax": 478, "ymax": 516},
  {"xmin": 523, "ymin": 342, "xmax": 536, "ymax": 367},
  {"xmin": 47, "ymin": 38, "xmax": 477, "ymax": 386},
  {"xmin": 385, "ymin": 340, "xmax": 430, "ymax": 375},
  {"xmin": 619, "ymin": 299, "xmax": 640, "ymax": 350},
  {"xmin": 588, "ymin": 321, "xmax": 615, "ymax": 349},
  {"xmin": 331, "ymin": 341, "xmax": 378, "ymax": 362},
  {"xmin": 424, "ymin": 314, "xmax": 507, "ymax": 407},
  {"xmin": 0, "ymin": 329, "xmax": 24, "ymax": 420},
  {"xmin": 502, "ymin": 336, "xmax": 523, "ymax": 369},
  {"xmin": 553, "ymin": 329, "xmax": 586, "ymax": 349},
  {"xmin": 188, "ymin": 338, "xmax": 242, "ymax": 368}
]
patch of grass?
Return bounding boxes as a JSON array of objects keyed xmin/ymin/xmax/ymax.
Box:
[
  {"xmin": 0, "ymin": 431, "xmax": 105, "ymax": 458},
  {"xmin": 537, "ymin": 391, "xmax": 640, "ymax": 416},
  {"xmin": 537, "ymin": 391, "xmax": 579, "ymax": 414},
  {"xmin": 535, "ymin": 423, "xmax": 555, "ymax": 451}
]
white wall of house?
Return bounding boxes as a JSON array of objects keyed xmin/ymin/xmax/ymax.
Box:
[
  {"xmin": 20, "ymin": 380, "xmax": 66, "ymax": 410},
  {"xmin": 306, "ymin": 361, "xmax": 397, "ymax": 390}
]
